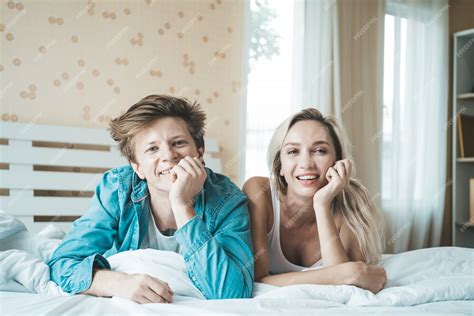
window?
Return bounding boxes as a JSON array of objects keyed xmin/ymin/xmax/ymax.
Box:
[
  {"xmin": 382, "ymin": 13, "xmax": 407, "ymax": 201},
  {"xmin": 244, "ymin": 0, "xmax": 294, "ymax": 180}
]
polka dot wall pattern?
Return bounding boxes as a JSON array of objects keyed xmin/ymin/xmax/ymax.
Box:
[{"xmin": 1, "ymin": 0, "xmax": 246, "ymax": 181}]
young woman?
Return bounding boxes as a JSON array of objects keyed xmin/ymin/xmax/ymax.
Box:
[
  {"xmin": 48, "ymin": 95, "xmax": 254, "ymax": 303},
  {"xmin": 243, "ymin": 108, "xmax": 386, "ymax": 293}
]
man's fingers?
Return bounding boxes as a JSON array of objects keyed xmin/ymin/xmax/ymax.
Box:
[
  {"xmin": 191, "ymin": 156, "xmax": 205, "ymax": 172},
  {"xmin": 143, "ymin": 287, "xmax": 167, "ymax": 304},
  {"xmin": 148, "ymin": 279, "xmax": 173, "ymax": 303},
  {"xmin": 164, "ymin": 282, "xmax": 174, "ymax": 296},
  {"xmin": 133, "ymin": 293, "xmax": 153, "ymax": 304},
  {"xmin": 172, "ymin": 164, "xmax": 187, "ymax": 179},
  {"xmin": 178, "ymin": 158, "xmax": 197, "ymax": 178},
  {"xmin": 184, "ymin": 156, "xmax": 204, "ymax": 175}
]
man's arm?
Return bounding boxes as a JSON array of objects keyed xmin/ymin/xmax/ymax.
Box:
[
  {"xmin": 174, "ymin": 192, "xmax": 254, "ymax": 299},
  {"xmin": 48, "ymin": 171, "xmax": 119, "ymax": 294}
]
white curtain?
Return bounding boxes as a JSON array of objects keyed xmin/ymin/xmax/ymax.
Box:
[
  {"xmin": 291, "ymin": 0, "xmax": 384, "ymax": 198},
  {"xmin": 382, "ymin": 0, "xmax": 448, "ymax": 253},
  {"xmin": 291, "ymin": 0, "xmax": 339, "ymax": 117},
  {"xmin": 291, "ymin": 0, "xmax": 448, "ymax": 253}
]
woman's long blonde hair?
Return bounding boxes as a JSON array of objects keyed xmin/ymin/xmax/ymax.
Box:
[{"xmin": 267, "ymin": 108, "xmax": 384, "ymax": 264}]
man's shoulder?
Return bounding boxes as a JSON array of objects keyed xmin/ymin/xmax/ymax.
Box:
[
  {"xmin": 204, "ymin": 168, "xmax": 245, "ymax": 199},
  {"xmin": 97, "ymin": 165, "xmax": 134, "ymax": 198}
]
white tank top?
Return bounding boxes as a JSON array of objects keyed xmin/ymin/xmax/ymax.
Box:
[{"xmin": 266, "ymin": 182, "xmax": 322, "ymax": 274}]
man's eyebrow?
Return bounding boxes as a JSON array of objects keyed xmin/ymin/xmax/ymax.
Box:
[{"xmin": 145, "ymin": 135, "xmax": 187, "ymax": 145}]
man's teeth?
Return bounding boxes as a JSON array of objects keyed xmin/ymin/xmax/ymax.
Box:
[
  {"xmin": 159, "ymin": 168, "xmax": 173, "ymax": 175},
  {"xmin": 297, "ymin": 175, "xmax": 319, "ymax": 180}
]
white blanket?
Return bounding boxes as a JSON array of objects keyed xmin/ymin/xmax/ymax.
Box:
[
  {"xmin": 0, "ymin": 212, "xmax": 65, "ymax": 295},
  {"xmin": 1, "ymin": 212, "xmax": 473, "ymax": 307},
  {"xmin": 108, "ymin": 247, "xmax": 474, "ymax": 306}
]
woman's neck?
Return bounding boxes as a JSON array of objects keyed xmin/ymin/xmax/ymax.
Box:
[{"xmin": 281, "ymin": 190, "xmax": 316, "ymax": 227}]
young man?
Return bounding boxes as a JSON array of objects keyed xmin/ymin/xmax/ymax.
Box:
[{"xmin": 48, "ymin": 95, "xmax": 254, "ymax": 303}]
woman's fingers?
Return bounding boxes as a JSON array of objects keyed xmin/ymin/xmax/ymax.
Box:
[
  {"xmin": 334, "ymin": 161, "xmax": 346, "ymax": 178},
  {"xmin": 326, "ymin": 166, "xmax": 339, "ymax": 182},
  {"xmin": 341, "ymin": 159, "xmax": 352, "ymax": 180}
]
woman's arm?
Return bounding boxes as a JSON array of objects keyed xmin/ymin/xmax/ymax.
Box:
[
  {"xmin": 259, "ymin": 261, "xmax": 386, "ymax": 293},
  {"xmin": 242, "ymin": 176, "xmax": 272, "ymax": 281},
  {"xmin": 314, "ymin": 203, "xmax": 350, "ymax": 266},
  {"xmin": 312, "ymin": 159, "xmax": 354, "ymax": 266},
  {"xmin": 243, "ymin": 176, "xmax": 386, "ymax": 293}
]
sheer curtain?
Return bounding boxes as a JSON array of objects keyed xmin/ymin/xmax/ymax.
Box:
[
  {"xmin": 382, "ymin": 0, "xmax": 448, "ymax": 253},
  {"xmin": 290, "ymin": 0, "xmax": 448, "ymax": 253},
  {"xmin": 291, "ymin": 0, "xmax": 384, "ymax": 197}
]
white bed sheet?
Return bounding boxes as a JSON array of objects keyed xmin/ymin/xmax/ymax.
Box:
[
  {"xmin": 1, "ymin": 213, "xmax": 473, "ymax": 315},
  {"xmin": 1, "ymin": 291, "xmax": 472, "ymax": 315}
]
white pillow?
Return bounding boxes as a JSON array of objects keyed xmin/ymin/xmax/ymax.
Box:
[{"xmin": 108, "ymin": 249, "xmax": 205, "ymax": 299}]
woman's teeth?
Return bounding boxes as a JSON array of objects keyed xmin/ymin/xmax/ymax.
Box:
[{"xmin": 297, "ymin": 175, "xmax": 319, "ymax": 180}]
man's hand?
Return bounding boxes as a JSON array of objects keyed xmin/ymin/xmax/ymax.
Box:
[
  {"xmin": 168, "ymin": 156, "xmax": 207, "ymax": 226},
  {"xmin": 83, "ymin": 270, "xmax": 174, "ymax": 304}
]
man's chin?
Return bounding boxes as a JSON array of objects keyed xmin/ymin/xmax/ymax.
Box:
[{"xmin": 148, "ymin": 177, "xmax": 174, "ymax": 193}]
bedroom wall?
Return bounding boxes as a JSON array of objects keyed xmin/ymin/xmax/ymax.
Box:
[{"xmin": 0, "ymin": 0, "xmax": 246, "ymax": 183}]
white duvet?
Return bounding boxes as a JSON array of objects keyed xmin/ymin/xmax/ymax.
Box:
[{"xmin": 1, "ymin": 212, "xmax": 473, "ymax": 307}]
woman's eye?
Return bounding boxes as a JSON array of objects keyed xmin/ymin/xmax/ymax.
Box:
[
  {"xmin": 313, "ymin": 148, "xmax": 327, "ymax": 154},
  {"xmin": 287, "ymin": 149, "xmax": 298, "ymax": 155}
]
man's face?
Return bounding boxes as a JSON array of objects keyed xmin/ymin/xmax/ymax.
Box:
[{"xmin": 131, "ymin": 117, "xmax": 203, "ymax": 194}]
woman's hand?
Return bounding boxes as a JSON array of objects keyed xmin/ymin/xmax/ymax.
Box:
[
  {"xmin": 313, "ymin": 159, "xmax": 352, "ymax": 209},
  {"xmin": 344, "ymin": 261, "xmax": 387, "ymax": 294}
]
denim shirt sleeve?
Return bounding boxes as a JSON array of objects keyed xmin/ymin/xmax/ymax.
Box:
[
  {"xmin": 47, "ymin": 170, "xmax": 120, "ymax": 294},
  {"xmin": 174, "ymin": 191, "xmax": 254, "ymax": 299}
]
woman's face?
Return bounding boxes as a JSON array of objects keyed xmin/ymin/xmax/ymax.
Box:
[
  {"xmin": 131, "ymin": 117, "xmax": 203, "ymax": 194},
  {"xmin": 279, "ymin": 120, "xmax": 337, "ymax": 198}
]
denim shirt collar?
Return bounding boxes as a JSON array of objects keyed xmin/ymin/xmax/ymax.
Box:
[{"xmin": 131, "ymin": 172, "xmax": 149, "ymax": 202}]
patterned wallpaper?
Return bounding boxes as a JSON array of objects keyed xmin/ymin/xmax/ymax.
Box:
[{"xmin": 0, "ymin": 0, "xmax": 246, "ymax": 182}]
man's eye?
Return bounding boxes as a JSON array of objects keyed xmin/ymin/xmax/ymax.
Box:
[
  {"xmin": 146, "ymin": 146, "xmax": 158, "ymax": 153},
  {"xmin": 174, "ymin": 140, "xmax": 187, "ymax": 146}
]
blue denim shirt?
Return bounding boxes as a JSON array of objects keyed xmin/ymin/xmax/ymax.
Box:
[{"xmin": 48, "ymin": 166, "xmax": 254, "ymax": 299}]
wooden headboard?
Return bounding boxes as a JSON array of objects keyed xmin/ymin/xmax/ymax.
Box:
[{"xmin": 0, "ymin": 122, "xmax": 221, "ymax": 233}]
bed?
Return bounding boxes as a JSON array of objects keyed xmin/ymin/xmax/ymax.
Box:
[
  {"xmin": 0, "ymin": 122, "xmax": 473, "ymax": 315},
  {"xmin": 0, "ymin": 218, "xmax": 473, "ymax": 315}
]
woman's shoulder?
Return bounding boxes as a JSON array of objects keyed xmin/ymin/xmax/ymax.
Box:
[
  {"xmin": 242, "ymin": 177, "xmax": 274, "ymax": 226},
  {"xmin": 243, "ymin": 177, "xmax": 273, "ymax": 201}
]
